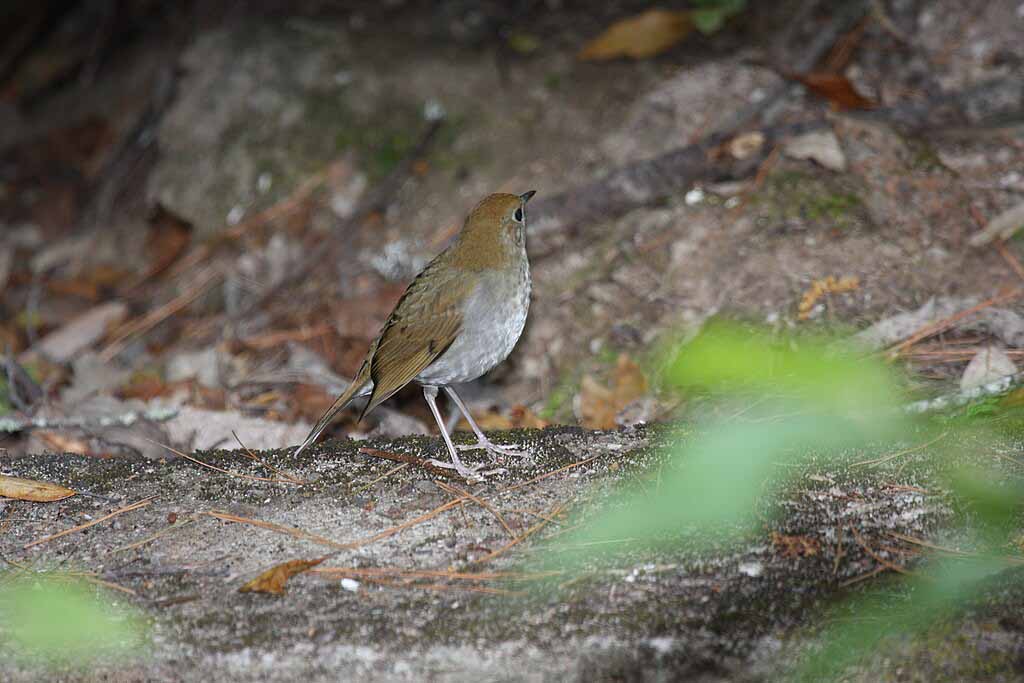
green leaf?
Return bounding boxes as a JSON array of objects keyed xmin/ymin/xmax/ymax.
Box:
[{"xmin": 1, "ymin": 575, "xmax": 145, "ymax": 666}]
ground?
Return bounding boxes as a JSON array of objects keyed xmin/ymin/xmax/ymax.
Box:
[
  {"xmin": 2, "ymin": 0, "xmax": 1024, "ymax": 680},
  {"xmin": 3, "ymin": 422, "xmax": 1024, "ymax": 681}
]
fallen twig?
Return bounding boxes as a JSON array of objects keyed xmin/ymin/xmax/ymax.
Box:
[{"xmin": 359, "ymin": 446, "xmax": 461, "ymax": 480}]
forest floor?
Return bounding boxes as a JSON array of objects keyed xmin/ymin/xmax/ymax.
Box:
[{"xmin": 2, "ymin": 0, "xmax": 1024, "ymax": 680}]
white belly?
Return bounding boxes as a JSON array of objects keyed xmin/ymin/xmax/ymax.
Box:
[{"xmin": 416, "ymin": 264, "xmax": 530, "ymax": 386}]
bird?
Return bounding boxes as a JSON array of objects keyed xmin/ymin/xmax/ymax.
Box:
[{"xmin": 293, "ymin": 190, "xmax": 536, "ymax": 478}]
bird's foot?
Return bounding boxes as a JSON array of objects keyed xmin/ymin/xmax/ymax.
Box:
[
  {"xmin": 427, "ymin": 458, "xmax": 506, "ymax": 480},
  {"xmin": 456, "ymin": 437, "xmax": 532, "ymax": 463}
]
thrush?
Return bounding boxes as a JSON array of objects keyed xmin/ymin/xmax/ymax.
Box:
[{"xmin": 293, "ymin": 190, "xmax": 536, "ymax": 478}]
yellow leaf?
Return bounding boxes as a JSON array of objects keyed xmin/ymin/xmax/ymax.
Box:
[
  {"xmin": 0, "ymin": 475, "xmax": 76, "ymax": 502},
  {"xmin": 579, "ymin": 9, "xmax": 694, "ymax": 61},
  {"xmin": 239, "ymin": 557, "xmax": 326, "ymax": 595}
]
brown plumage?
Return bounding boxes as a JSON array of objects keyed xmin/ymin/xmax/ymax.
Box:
[{"xmin": 294, "ymin": 191, "xmax": 536, "ymax": 478}]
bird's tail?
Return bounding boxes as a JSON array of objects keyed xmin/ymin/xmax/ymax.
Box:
[{"xmin": 293, "ymin": 363, "xmax": 371, "ymax": 457}]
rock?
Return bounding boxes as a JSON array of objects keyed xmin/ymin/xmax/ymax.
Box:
[
  {"xmin": 164, "ymin": 406, "xmax": 310, "ymax": 452},
  {"xmin": 147, "ymin": 24, "xmax": 357, "ymax": 236},
  {"xmin": 35, "ymin": 302, "xmax": 128, "ymax": 362},
  {"xmin": 960, "ymin": 346, "xmax": 1018, "ymax": 391},
  {"xmin": 783, "ymin": 129, "xmax": 847, "ymax": 172},
  {"xmin": 166, "ymin": 347, "xmax": 222, "ymax": 388},
  {"xmin": 969, "ymin": 200, "xmax": 1024, "ymax": 246}
]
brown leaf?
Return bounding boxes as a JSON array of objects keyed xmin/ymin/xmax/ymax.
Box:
[
  {"xmin": 579, "ymin": 9, "xmax": 694, "ymax": 61},
  {"xmin": 792, "ymin": 72, "xmax": 875, "ymax": 111},
  {"xmin": 35, "ymin": 431, "xmax": 93, "ymax": 456},
  {"xmin": 144, "ymin": 205, "xmax": 193, "ymax": 280},
  {"xmin": 577, "ymin": 354, "xmax": 649, "ymax": 429},
  {"xmin": 612, "ymin": 354, "xmax": 648, "ymax": 405},
  {"xmin": 771, "ymin": 531, "xmax": 820, "ymax": 557},
  {"xmin": 577, "ymin": 375, "xmax": 619, "ymax": 430},
  {"xmin": 457, "ymin": 404, "xmax": 549, "ymax": 432},
  {"xmin": 239, "ymin": 557, "xmax": 326, "ymax": 595},
  {"xmin": 0, "ymin": 475, "xmax": 76, "ymax": 502}
]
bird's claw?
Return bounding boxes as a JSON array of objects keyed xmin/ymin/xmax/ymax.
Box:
[
  {"xmin": 456, "ymin": 438, "xmax": 532, "ymax": 463},
  {"xmin": 427, "ymin": 458, "xmax": 506, "ymax": 480}
]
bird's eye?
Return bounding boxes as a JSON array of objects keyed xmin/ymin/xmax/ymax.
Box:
[{"xmin": 513, "ymin": 207, "xmax": 524, "ymax": 222}]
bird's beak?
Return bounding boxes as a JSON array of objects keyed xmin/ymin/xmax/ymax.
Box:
[{"xmin": 520, "ymin": 190, "xmax": 537, "ymax": 203}]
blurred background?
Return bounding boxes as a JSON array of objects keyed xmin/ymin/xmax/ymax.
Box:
[{"xmin": 1, "ymin": 0, "xmax": 1023, "ymax": 461}]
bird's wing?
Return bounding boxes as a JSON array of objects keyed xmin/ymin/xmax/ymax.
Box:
[{"xmin": 360, "ymin": 259, "xmax": 471, "ymax": 417}]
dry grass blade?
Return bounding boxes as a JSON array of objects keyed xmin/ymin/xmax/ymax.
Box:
[
  {"xmin": 472, "ymin": 500, "xmax": 570, "ymax": 565},
  {"xmin": 147, "ymin": 439, "xmax": 302, "ymax": 485},
  {"xmin": 312, "ymin": 566, "xmax": 561, "ymax": 582},
  {"xmin": 353, "ymin": 576, "xmax": 523, "ymax": 596},
  {"xmin": 24, "ymin": 497, "xmax": 154, "ymax": 549},
  {"xmin": 495, "ymin": 456, "xmax": 600, "ymax": 497},
  {"xmin": 887, "ymin": 288, "xmax": 1023, "ymax": 358},
  {"xmin": 99, "ymin": 267, "xmax": 223, "ymax": 361},
  {"xmin": 114, "ymin": 513, "xmax": 198, "ymax": 552},
  {"xmin": 232, "ymin": 431, "xmax": 306, "ymax": 484},
  {"xmin": 352, "ymin": 463, "xmax": 409, "ymax": 494},
  {"xmin": 851, "ymin": 431, "xmax": 948, "ymax": 468},
  {"xmin": 435, "ymin": 480, "xmax": 516, "ymax": 539},
  {"xmin": 850, "ymin": 526, "xmax": 917, "ymax": 578},
  {"xmin": 205, "ymin": 510, "xmax": 347, "ymax": 549}
]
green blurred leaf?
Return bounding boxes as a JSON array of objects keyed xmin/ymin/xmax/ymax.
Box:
[
  {"xmin": 552, "ymin": 412, "xmax": 888, "ymax": 563},
  {"xmin": 1, "ymin": 575, "xmax": 144, "ymax": 665},
  {"xmin": 795, "ymin": 558, "xmax": 1010, "ymax": 680},
  {"xmin": 691, "ymin": 0, "xmax": 746, "ymax": 34},
  {"xmin": 667, "ymin": 322, "xmax": 900, "ymax": 414}
]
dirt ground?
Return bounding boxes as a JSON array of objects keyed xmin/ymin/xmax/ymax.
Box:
[{"xmin": 3, "ymin": 0, "xmax": 1024, "ymax": 680}]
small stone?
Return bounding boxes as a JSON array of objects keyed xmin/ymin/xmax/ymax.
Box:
[
  {"xmin": 738, "ymin": 561, "xmax": 763, "ymax": 578},
  {"xmin": 783, "ymin": 130, "xmax": 847, "ymax": 172},
  {"xmin": 960, "ymin": 346, "xmax": 1017, "ymax": 391},
  {"xmin": 341, "ymin": 578, "xmax": 360, "ymax": 592}
]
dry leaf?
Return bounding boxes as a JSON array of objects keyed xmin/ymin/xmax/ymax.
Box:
[
  {"xmin": 579, "ymin": 9, "xmax": 694, "ymax": 61},
  {"xmin": 792, "ymin": 72, "xmax": 875, "ymax": 111},
  {"xmin": 36, "ymin": 431, "xmax": 93, "ymax": 456},
  {"xmin": 727, "ymin": 131, "xmax": 765, "ymax": 160},
  {"xmin": 613, "ymin": 354, "xmax": 648, "ymax": 403},
  {"xmin": 771, "ymin": 531, "xmax": 820, "ymax": 557},
  {"xmin": 239, "ymin": 557, "xmax": 326, "ymax": 595},
  {"xmin": 144, "ymin": 205, "xmax": 193, "ymax": 280},
  {"xmin": 576, "ymin": 354, "xmax": 649, "ymax": 429},
  {"xmin": 456, "ymin": 404, "xmax": 549, "ymax": 432},
  {"xmin": 798, "ymin": 276, "xmax": 860, "ymax": 320},
  {"xmin": 0, "ymin": 475, "xmax": 76, "ymax": 502}
]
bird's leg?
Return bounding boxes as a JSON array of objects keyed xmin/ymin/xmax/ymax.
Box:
[
  {"xmin": 444, "ymin": 386, "xmax": 532, "ymax": 462},
  {"xmin": 422, "ymin": 386, "xmax": 504, "ymax": 479}
]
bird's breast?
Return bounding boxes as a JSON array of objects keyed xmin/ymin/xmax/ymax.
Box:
[{"xmin": 415, "ymin": 261, "xmax": 530, "ymax": 386}]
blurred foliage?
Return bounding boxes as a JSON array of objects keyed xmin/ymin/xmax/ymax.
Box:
[
  {"xmin": 691, "ymin": 0, "xmax": 748, "ymax": 34},
  {"xmin": 0, "ymin": 575, "xmax": 145, "ymax": 668},
  {"xmin": 544, "ymin": 322, "xmax": 1024, "ymax": 679}
]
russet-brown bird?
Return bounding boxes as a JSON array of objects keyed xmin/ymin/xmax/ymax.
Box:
[{"xmin": 294, "ymin": 190, "xmax": 536, "ymax": 478}]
